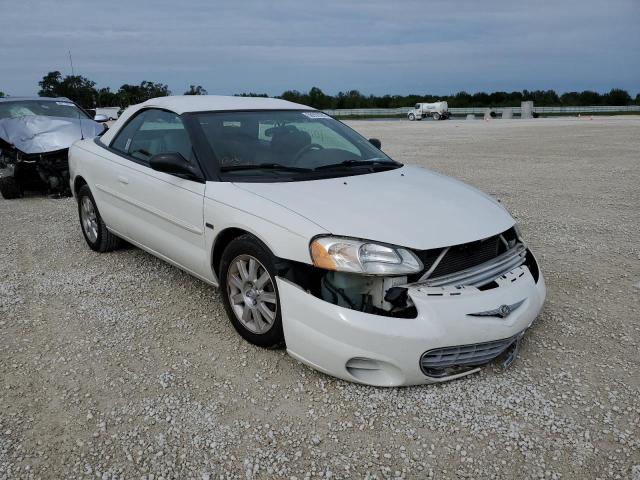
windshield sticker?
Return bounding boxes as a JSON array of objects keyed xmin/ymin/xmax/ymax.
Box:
[
  {"xmin": 55, "ymin": 102, "xmax": 75, "ymax": 107},
  {"xmin": 302, "ymin": 112, "xmax": 330, "ymax": 119}
]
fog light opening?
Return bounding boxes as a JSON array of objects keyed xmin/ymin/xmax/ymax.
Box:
[{"xmin": 345, "ymin": 357, "xmax": 403, "ymax": 386}]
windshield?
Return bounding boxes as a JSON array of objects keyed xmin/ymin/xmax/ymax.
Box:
[
  {"xmin": 191, "ymin": 110, "xmax": 399, "ymax": 180},
  {"xmin": 0, "ymin": 100, "xmax": 90, "ymax": 120}
]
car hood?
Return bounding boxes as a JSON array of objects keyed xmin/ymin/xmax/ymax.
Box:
[
  {"xmin": 0, "ymin": 115, "xmax": 104, "ymax": 154},
  {"xmin": 233, "ymin": 165, "xmax": 515, "ymax": 250}
]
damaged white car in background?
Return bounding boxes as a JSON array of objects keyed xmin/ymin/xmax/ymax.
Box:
[
  {"xmin": 68, "ymin": 95, "xmax": 546, "ymax": 386},
  {"xmin": 0, "ymin": 97, "xmax": 107, "ymax": 198}
]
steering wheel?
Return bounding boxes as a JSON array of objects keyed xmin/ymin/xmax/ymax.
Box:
[{"xmin": 293, "ymin": 143, "xmax": 324, "ymax": 163}]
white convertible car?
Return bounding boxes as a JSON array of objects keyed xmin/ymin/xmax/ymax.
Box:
[{"xmin": 69, "ymin": 96, "xmax": 545, "ymax": 386}]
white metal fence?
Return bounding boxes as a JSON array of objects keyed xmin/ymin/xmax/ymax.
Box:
[{"xmin": 322, "ymin": 105, "xmax": 640, "ymax": 117}]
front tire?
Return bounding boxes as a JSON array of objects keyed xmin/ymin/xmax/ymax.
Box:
[
  {"xmin": 408, "ymin": 113, "xmax": 415, "ymax": 121},
  {"xmin": 77, "ymin": 185, "xmax": 121, "ymax": 252},
  {"xmin": 219, "ymin": 234, "xmax": 284, "ymax": 348},
  {"xmin": 0, "ymin": 176, "xmax": 23, "ymax": 199}
]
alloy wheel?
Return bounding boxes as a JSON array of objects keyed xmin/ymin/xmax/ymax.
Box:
[
  {"xmin": 80, "ymin": 196, "xmax": 98, "ymax": 243},
  {"xmin": 226, "ymin": 254, "xmax": 277, "ymax": 334}
]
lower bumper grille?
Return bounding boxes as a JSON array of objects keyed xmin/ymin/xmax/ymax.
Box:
[{"xmin": 420, "ymin": 332, "xmax": 522, "ymax": 377}]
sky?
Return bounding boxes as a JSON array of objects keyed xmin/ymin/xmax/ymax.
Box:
[{"xmin": 1, "ymin": 0, "xmax": 639, "ymax": 97}]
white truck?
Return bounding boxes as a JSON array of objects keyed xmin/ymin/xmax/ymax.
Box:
[{"xmin": 407, "ymin": 101, "xmax": 449, "ymax": 121}]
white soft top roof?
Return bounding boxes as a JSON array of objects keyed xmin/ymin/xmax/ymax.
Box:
[
  {"xmin": 139, "ymin": 95, "xmax": 311, "ymax": 114},
  {"xmin": 100, "ymin": 95, "xmax": 314, "ymax": 145}
]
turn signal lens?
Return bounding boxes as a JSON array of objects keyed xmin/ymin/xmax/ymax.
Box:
[{"xmin": 310, "ymin": 240, "xmax": 338, "ymax": 270}]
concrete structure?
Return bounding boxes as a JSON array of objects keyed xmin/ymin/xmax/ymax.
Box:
[{"xmin": 521, "ymin": 101, "xmax": 534, "ymax": 119}]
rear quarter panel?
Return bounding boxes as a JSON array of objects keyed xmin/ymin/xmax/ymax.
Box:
[{"xmin": 68, "ymin": 138, "xmax": 129, "ymax": 234}]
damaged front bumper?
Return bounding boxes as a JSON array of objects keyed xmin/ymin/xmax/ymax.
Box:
[
  {"xmin": 0, "ymin": 146, "xmax": 71, "ymax": 194},
  {"xmin": 279, "ymin": 263, "xmax": 545, "ymax": 387}
]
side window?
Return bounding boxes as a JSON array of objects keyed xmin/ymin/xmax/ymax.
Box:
[
  {"xmin": 111, "ymin": 111, "xmax": 147, "ymax": 154},
  {"xmin": 110, "ymin": 109, "xmax": 194, "ymax": 164}
]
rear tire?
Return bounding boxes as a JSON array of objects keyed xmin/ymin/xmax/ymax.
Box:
[
  {"xmin": 0, "ymin": 176, "xmax": 23, "ymax": 199},
  {"xmin": 219, "ymin": 234, "xmax": 284, "ymax": 348},
  {"xmin": 432, "ymin": 113, "xmax": 441, "ymax": 120},
  {"xmin": 77, "ymin": 185, "xmax": 121, "ymax": 252}
]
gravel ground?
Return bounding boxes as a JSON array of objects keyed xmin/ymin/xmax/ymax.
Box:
[{"xmin": 1, "ymin": 116, "xmax": 639, "ymax": 479}]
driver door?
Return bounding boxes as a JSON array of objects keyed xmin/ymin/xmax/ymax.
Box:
[{"xmin": 104, "ymin": 109, "xmax": 210, "ymax": 280}]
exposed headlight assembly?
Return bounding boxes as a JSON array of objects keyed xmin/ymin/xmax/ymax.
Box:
[{"xmin": 310, "ymin": 236, "xmax": 423, "ymax": 275}]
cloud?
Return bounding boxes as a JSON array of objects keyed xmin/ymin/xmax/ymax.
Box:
[{"xmin": 0, "ymin": 0, "xmax": 638, "ymax": 96}]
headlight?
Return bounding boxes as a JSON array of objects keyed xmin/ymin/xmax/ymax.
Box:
[{"xmin": 310, "ymin": 236, "xmax": 423, "ymax": 275}]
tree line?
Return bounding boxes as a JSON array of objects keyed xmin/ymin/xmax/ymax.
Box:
[
  {"xmin": 34, "ymin": 71, "xmax": 208, "ymax": 108},
  {"xmin": 2, "ymin": 72, "xmax": 639, "ymax": 110},
  {"xmin": 278, "ymin": 87, "xmax": 640, "ymax": 109}
]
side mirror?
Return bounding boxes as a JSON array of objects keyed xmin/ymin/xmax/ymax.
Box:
[
  {"xmin": 149, "ymin": 152, "xmax": 199, "ymax": 179},
  {"xmin": 368, "ymin": 138, "xmax": 382, "ymax": 149},
  {"xmin": 94, "ymin": 114, "xmax": 109, "ymax": 123}
]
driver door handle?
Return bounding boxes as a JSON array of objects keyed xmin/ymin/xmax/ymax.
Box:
[{"xmin": 117, "ymin": 176, "xmax": 129, "ymax": 185}]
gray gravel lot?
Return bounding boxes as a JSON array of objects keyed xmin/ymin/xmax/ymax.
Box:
[{"xmin": 1, "ymin": 116, "xmax": 639, "ymax": 479}]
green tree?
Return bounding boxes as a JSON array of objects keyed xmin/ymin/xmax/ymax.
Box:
[
  {"xmin": 560, "ymin": 91, "xmax": 581, "ymax": 106},
  {"xmin": 280, "ymin": 90, "xmax": 305, "ymax": 104},
  {"xmin": 307, "ymin": 87, "xmax": 330, "ymax": 109},
  {"xmin": 577, "ymin": 90, "xmax": 601, "ymax": 105},
  {"xmin": 117, "ymin": 81, "xmax": 171, "ymax": 106},
  {"xmin": 37, "ymin": 71, "xmax": 97, "ymax": 107},
  {"xmin": 603, "ymin": 88, "xmax": 631, "ymax": 106},
  {"xmin": 0, "ymin": 90, "xmax": 4, "ymax": 98},
  {"xmin": 184, "ymin": 85, "xmax": 207, "ymax": 95},
  {"xmin": 60, "ymin": 75, "xmax": 97, "ymax": 107},
  {"xmin": 448, "ymin": 91, "xmax": 473, "ymax": 108},
  {"xmin": 96, "ymin": 87, "xmax": 120, "ymax": 107},
  {"xmin": 38, "ymin": 71, "xmax": 64, "ymax": 97}
]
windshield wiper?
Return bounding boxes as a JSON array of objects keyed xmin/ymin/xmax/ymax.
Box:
[
  {"xmin": 220, "ymin": 163, "xmax": 312, "ymax": 173},
  {"xmin": 314, "ymin": 159, "xmax": 401, "ymax": 171}
]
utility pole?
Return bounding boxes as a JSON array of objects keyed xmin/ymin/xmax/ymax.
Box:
[{"xmin": 68, "ymin": 50, "xmax": 75, "ymax": 76}]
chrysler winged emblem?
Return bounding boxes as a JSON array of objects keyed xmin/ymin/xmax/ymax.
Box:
[{"xmin": 468, "ymin": 299, "xmax": 525, "ymax": 319}]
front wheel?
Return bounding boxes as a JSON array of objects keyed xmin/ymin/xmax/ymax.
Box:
[
  {"xmin": 408, "ymin": 113, "xmax": 415, "ymax": 121},
  {"xmin": 77, "ymin": 185, "xmax": 122, "ymax": 252},
  {"xmin": 219, "ymin": 235, "xmax": 284, "ymax": 348}
]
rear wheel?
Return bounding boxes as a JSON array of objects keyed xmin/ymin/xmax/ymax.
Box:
[
  {"xmin": 432, "ymin": 112, "xmax": 441, "ymax": 120},
  {"xmin": 0, "ymin": 176, "xmax": 23, "ymax": 199},
  {"xmin": 219, "ymin": 235, "xmax": 284, "ymax": 348},
  {"xmin": 77, "ymin": 185, "xmax": 121, "ymax": 252}
]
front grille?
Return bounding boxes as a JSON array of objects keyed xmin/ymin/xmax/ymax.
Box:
[
  {"xmin": 423, "ymin": 243, "xmax": 527, "ymax": 288},
  {"xmin": 420, "ymin": 332, "xmax": 521, "ymax": 376},
  {"xmin": 415, "ymin": 235, "xmax": 501, "ymax": 279}
]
